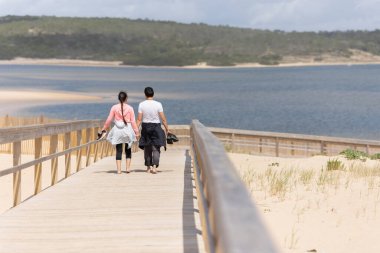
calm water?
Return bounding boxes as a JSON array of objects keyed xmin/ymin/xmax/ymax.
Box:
[{"xmin": 1, "ymin": 64, "xmax": 380, "ymax": 140}]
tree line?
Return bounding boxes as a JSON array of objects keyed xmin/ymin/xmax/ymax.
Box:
[{"xmin": 0, "ymin": 15, "xmax": 379, "ymax": 66}]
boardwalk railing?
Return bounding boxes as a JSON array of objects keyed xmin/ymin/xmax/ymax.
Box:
[
  {"xmin": 209, "ymin": 127, "xmax": 380, "ymax": 157},
  {"xmin": 190, "ymin": 120, "xmax": 279, "ymax": 253},
  {"xmin": 0, "ymin": 120, "xmax": 114, "ymax": 207}
]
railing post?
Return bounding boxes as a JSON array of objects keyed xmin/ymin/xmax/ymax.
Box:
[
  {"xmin": 13, "ymin": 141, "xmax": 21, "ymax": 207},
  {"xmin": 39, "ymin": 115, "xmax": 44, "ymax": 124},
  {"xmin": 275, "ymin": 137, "xmax": 279, "ymax": 157},
  {"xmin": 291, "ymin": 141, "xmax": 295, "ymax": 156},
  {"xmin": 50, "ymin": 134, "xmax": 58, "ymax": 186},
  {"xmin": 100, "ymin": 140, "xmax": 105, "ymax": 159},
  {"xmin": 231, "ymin": 133, "xmax": 235, "ymax": 152},
  {"xmin": 320, "ymin": 141, "xmax": 325, "ymax": 155},
  {"xmin": 76, "ymin": 130, "xmax": 82, "ymax": 172},
  {"xmin": 34, "ymin": 137, "xmax": 42, "ymax": 195},
  {"xmin": 85, "ymin": 128, "xmax": 91, "ymax": 166},
  {"xmin": 93, "ymin": 127, "xmax": 99, "ymax": 162},
  {"xmin": 259, "ymin": 138, "xmax": 263, "ymax": 153},
  {"xmin": 64, "ymin": 132, "xmax": 71, "ymax": 178},
  {"xmin": 366, "ymin": 144, "xmax": 370, "ymax": 154},
  {"xmin": 103, "ymin": 142, "xmax": 109, "ymax": 157}
]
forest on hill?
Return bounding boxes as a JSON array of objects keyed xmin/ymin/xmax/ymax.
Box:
[{"xmin": 0, "ymin": 15, "xmax": 380, "ymax": 66}]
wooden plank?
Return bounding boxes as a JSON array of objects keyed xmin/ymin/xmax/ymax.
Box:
[
  {"xmin": 34, "ymin": 137, "xmax": 42, "ymax": 195},
  {"xmin": 13, "ymin": 141, "xmax": 21, "ymax": 207},
  {"xmin": 50, "ymin": 135, "xmax": 58, "ymax": 186},
  {"xmin": 64, "ymin": 132, "xmax": 71, "ymax": 178},
  {"xmin": 0, "ymin": 148, "xmax": 205, "ymax": 253}
]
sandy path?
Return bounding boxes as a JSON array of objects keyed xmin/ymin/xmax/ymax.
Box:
[{"xmin": 229, "ymin": 153, "xmax": 380, "ymax": 253}]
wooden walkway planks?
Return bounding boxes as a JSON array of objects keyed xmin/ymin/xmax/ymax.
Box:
[{"xmin": 0, "ymin": 147, "xmax": 205, "ymax": 253}]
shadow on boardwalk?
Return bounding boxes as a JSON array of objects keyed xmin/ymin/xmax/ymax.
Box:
[{"xmin": 183, "ymin": 150, "xmax": 202, "ymax": 253}]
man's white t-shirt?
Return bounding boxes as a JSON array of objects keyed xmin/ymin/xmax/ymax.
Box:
[{"xmin": 138, "ymin": 100, "xmax": 163, "ymax": 123}]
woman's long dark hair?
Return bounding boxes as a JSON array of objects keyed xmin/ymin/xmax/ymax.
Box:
[{"xmin": 118, "ymin": 91, "xmax": 128, "ymax": 125}]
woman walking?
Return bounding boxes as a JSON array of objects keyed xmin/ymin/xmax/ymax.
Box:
[
  {"xmin": 136, "ymin": 87, "xmax": 170, "ymax": 174},
  {"xmin": 101, "ymin": 91, "xmax": 139, "ymax": 174}
]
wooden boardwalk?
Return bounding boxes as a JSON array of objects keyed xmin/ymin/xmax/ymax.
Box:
[{"xmin": 0, "ymin": 147, "xmax": 205, "ymax": 253}]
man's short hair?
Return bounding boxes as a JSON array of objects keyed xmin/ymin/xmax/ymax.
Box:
[{"xmin": 144, "ymin": 87, "xmax": 154, "ymax": 97}]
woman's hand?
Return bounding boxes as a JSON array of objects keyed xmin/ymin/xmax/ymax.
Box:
[{"xmin": 97, "ymin": 130, "xmax": 107, "ymax": 140}]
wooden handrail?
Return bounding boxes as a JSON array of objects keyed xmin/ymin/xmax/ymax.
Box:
[
  {"xmin": 208, "ymin": 127, "xmax": 380, "ymax": 157},
  {"xmin": 209, "ymin": 126, "xmax": 380, "ymax": 146},
  {"xmin": 191, "ymin": 120, "xmax": 279, "ymax": 253},
  {"xmin": 0, "ymin": 139, "xmax": 101, "ymax": 177},
  {"xmin": 0, "ymin": 119, "xmax": 103, "ymax": 144},
  {"xmin": 0, "ymin": 120, "xmax": 113, "ymax": 207}
]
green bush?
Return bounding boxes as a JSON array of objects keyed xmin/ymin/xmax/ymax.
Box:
[
  {"xmin": 340, "ymin": 149, "xmax": 368, "ymax": 160},
  {"xmin": 370, "ymin": 153, "xmax": 380, "ymax": 160},
  {"xmin": 258, "ymin": 54, "xmax": 282, "ymax": 65}
]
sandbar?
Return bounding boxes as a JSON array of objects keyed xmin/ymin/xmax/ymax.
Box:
[{"xmin": 0, "ymin": 90, "xmax": 101, "ymax": 115}]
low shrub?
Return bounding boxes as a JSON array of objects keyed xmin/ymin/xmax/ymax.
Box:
[
  {"xmin": 327, "ymin": 159, "xmax": 344, "ymax": 171},
  {"xmin": 340, "ymin": 149, "xmax": 368, "ymax": 160},
  {"xmin": 370, "ymin": 153, "xmax": 380, "ymax": 160}
]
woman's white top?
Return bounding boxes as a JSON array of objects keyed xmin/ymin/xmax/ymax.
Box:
[
  {"xmin": 107, "ymin": 121, "xmax": 136, "ymax": 147},
  {"xmin": 138, "ymin": 100, "xmax": 163, "ymax": 123}
]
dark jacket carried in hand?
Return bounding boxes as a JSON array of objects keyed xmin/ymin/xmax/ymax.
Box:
[{"xmin": 139, "ymin": 123, "xmax": 166, "ymax": 150}]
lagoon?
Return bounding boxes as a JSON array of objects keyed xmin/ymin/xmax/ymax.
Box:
[{"xmin": 1, "ymin": 64, "xmax": 380, "ymax": 139}]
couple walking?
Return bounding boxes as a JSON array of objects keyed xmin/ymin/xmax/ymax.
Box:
[{"xmin": 100, "ymin": 87, "xmax": 170, "ymax": 174}]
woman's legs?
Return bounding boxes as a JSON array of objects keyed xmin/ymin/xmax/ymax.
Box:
[
  {"xmin": 125, "ymin": 144, "xmax": 132, "ymax": 173},
  {"xmin": 115, "ymin": 144, "xmax": 123, "ymax": 174}
]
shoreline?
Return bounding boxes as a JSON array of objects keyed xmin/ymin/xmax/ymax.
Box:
[{"xmin": 1, "ymin": 57, "xmax": 380, "ymax": 69}]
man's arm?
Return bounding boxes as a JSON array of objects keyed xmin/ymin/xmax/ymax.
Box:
[
  {"xmin": 159, "ymin": 111, "xmax": 169, "ymax": 134},
  {"xmin": 136, "ymin": 112, "xmax": 143, "ymax": 129}
]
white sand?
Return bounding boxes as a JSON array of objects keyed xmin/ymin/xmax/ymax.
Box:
[
  {"xmin": 0, "ymin": 90, "xmax": 101, "ymax": 115},
  {"xmin": 229, "ymin": 153, "xmax": 380, "ymax": 253}
]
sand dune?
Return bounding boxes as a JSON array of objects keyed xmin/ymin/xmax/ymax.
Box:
[{"xmin": 230, "ymin": 153, "xmax": 380, "ymax": 253}]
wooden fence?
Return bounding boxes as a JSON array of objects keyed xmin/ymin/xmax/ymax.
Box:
[
  {"xmin": 191, "ymin": 120, "xmax": 279, "ymax": 253},
  {"xmin": 0, "ymin": 115, "xmax": 66, "ymax": 155},
  {"xmin": 0, "ymin": 120, "xmax": 115, "ymax": 207},
  {"xmin": 0, "ymin": 115, "xmax": 63, "ymax": 127},
  {"xmin": 209, "ymin": 127, "xmax": 380, "ymax": 157}
]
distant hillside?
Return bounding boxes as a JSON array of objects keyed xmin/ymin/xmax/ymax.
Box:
[{"xmin": 0, "ymin": 15, "xmax": 380, "ymax": 66}]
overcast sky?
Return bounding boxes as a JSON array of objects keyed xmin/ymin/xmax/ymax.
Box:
[{"xmin": 1, "ymin": 0, "xmax": 380, "ymax": 31}]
